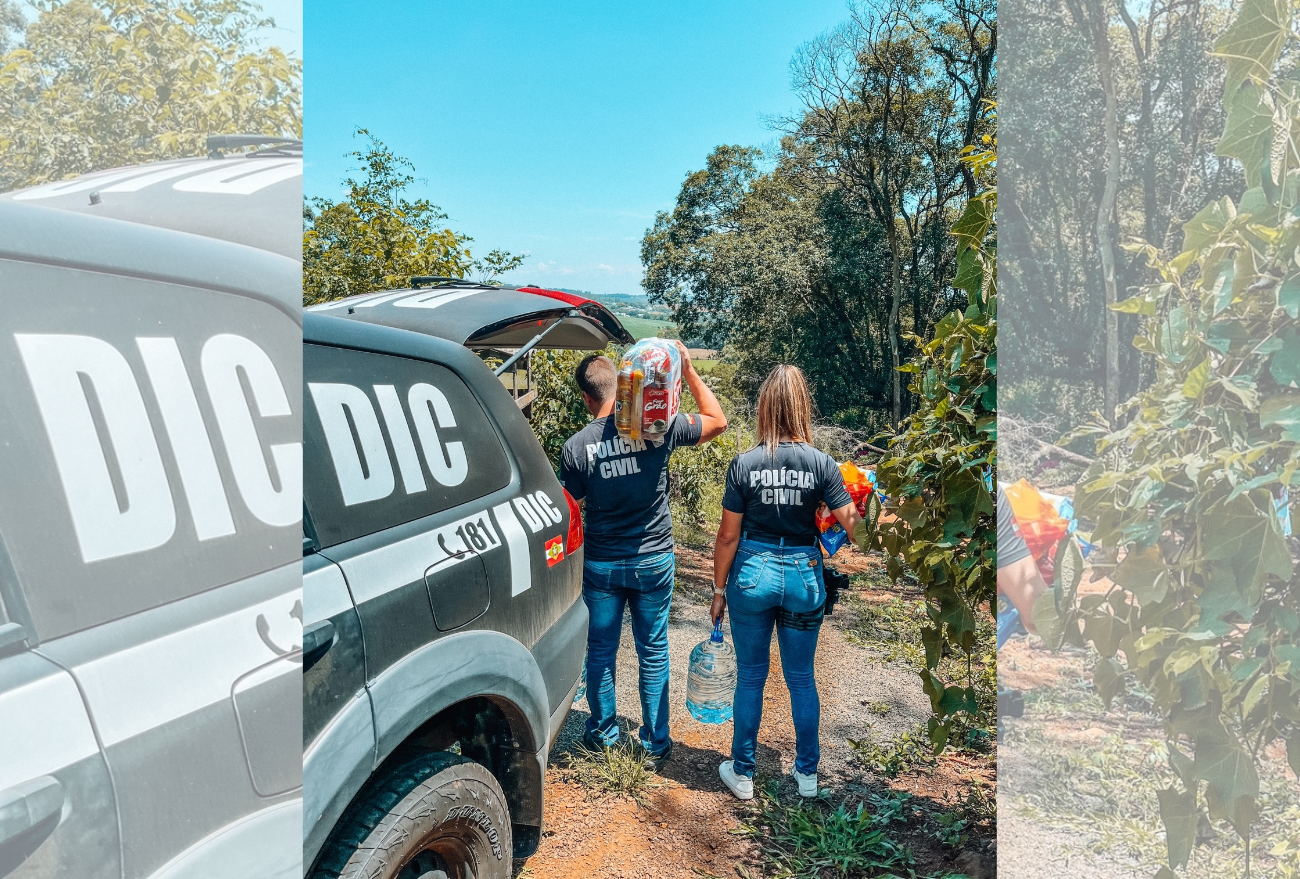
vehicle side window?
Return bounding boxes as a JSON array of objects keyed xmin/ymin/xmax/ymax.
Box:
[{"xmin": 303, "ymin": 344, "xmax": 510, "ymax": 547}]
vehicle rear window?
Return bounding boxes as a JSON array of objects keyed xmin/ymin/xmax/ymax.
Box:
[
  {"xmin": 303, "ymin": 344, "xmax": 510, "ymax": 547},
  {"xmin": 0, "ymin": 260, "xmax": 301, "ymax": 641}
]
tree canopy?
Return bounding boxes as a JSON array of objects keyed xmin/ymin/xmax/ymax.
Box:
[
  {"xmin": 1002, "ymin": 0, "xmax": 1238, "ymax": 428},
  {"xmin": 0, "ymin": 0, "xmax": 301, "ymax": 192},
  {"xmin": 303, "ymin": 130, "xmax": 524, "ymax": 306},
  {"xmin": 642, "ymin": 0, "xmax": 994, "ymax": 431}
]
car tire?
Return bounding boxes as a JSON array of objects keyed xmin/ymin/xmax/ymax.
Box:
[{"xmin": 310, "ymin": 750, "xmax": 513, "ymax": 879}]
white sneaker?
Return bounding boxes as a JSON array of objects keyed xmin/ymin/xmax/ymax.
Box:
[
  {"xmin": 719, "ymin": 760, "xmax": 754, "ymax": 800},
  {"xmin": 791, "ymin": 766, "xmax": 818, "ymax": 797}
]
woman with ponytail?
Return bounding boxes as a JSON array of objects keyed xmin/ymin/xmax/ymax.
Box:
[{"xmin": 709, "ymin": 364, "xmax": 861, "ymax": 800}]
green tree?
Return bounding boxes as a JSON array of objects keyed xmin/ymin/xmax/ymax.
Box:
[
  {"xmin": 1002, "ymin": 0, "xmax": 1237, "ymax": 427},
  {"xmin": 790, "ymin": 0, "xmax": 994, "ymax": 426},
  {"xmin": 0, "ymin": 0, "xmax": 301, "ymax": 192},
  {"xmin": 1041, "ymin": 0, "xmax": 1300, "ymax": 871},
  {"xmin": 303, "ymin": 130, "xmax": 524, "ymax": 305},
  {"xmin": 0, "ymin": 1, "xmax": 24, "ymax": 54},
  {"xmin": 868, "ymin": 113, "xmax": 997, "ymax": 752},
  {"xmin": 643, "ymin": 0, "xmax": 992, "ymax": 432}
]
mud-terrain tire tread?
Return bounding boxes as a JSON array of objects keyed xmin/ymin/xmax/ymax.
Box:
[{"xmin": 308, "ymin": 750, "xmax": 513, "ymax": 879}]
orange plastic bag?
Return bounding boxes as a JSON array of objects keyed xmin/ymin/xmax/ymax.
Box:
[
  {"xmin": 1002, "ymin": 478, "xmax": 1070, "ymax": 579},
  {"xmin": 816, "ymin": 462, "xmax": 875, "ymax": 532}
]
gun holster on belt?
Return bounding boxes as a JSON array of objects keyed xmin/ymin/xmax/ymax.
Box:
[{"xmin": 822, "ymin": 565, "xmax": 850, "ymax": 618}]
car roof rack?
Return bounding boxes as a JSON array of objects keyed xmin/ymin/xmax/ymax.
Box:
[
  {"xmin": 410, "ymin": 276, "xmax": 486, "ymax": 289},
  {"xmin": 206, "ymin": 134, "xmax": 304, "ymax": 158}
]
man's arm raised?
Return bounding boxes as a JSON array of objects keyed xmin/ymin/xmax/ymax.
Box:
[{"xmin": 675, "ymin": 341, "xmax": 728, "ymax": 443}]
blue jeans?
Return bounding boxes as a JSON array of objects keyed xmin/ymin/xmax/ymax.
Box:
[
  {"xmin": 727, "ymin": 537, "xmax": 824, "ymax": 777},
  {"xmin": 582, "ymin": 551, "xmax": 675, "ymax": 755}
]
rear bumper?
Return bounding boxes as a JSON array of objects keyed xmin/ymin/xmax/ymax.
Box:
[{"xmin": 530, "ymin": 595, "xmax": 588, "ymax": 720}]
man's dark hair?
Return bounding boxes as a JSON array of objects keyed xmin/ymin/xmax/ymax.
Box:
[{"xmin": 575, "ymin": 354, "xmax": 617, "ymax": 403}]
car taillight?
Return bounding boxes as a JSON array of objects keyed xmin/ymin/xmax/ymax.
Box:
[{"xmin": 563, "ymin": 487, "xmax": 583, "ymax": 553}]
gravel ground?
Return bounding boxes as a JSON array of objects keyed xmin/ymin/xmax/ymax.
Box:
[
  {"xmin": 994, "ymin": 811, "xmax": 1145, "ymax": 879},
  {"xmin": 550, "ymin": 551, "xmax": 934, "ymax": 792},
  {"xmin": 517, "ymin": 543, "xmax": 945, "ymax": 878}
]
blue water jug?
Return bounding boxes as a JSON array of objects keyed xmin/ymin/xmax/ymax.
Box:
[{"xmin": 686, "ymin": 621, "xmax": 736, "ymax": 723}]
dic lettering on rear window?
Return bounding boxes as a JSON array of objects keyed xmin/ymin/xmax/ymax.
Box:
[
  {"xmin": 302, "ymin": 345, "xmax": 511, "ymax": 547},
  {"xmin": 0, "ymin": 264, "xmax": 301, "ymax": 640}
]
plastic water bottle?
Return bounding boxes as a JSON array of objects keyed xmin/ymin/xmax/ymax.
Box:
[
  {"xmin": 573, "ymin": 652, "xmax": 587, "ymax": 705},
  {"xmin": 686, "ymin": 622, "xmax": 736, "ymax": 724}
]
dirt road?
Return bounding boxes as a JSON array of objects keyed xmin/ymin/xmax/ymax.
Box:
[{"xmin": 515, "ymin": 542, "xmax": 992, "ymax": 879}]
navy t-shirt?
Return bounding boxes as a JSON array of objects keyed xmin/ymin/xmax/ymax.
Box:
[
  {"xmin": 721, "ymin": 442, "xmax": 853, "ymax": 538},
  {"xmin": 560, "ymin": 413, "xmax": 703, "ymax": 560}
]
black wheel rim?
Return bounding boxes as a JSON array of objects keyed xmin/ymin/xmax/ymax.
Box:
[{"xmin": 394, "ymin": 835, "xmax": 477, "ymax": 879}]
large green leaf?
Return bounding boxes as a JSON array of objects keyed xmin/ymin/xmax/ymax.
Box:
[
  {"xmin": 1113, "ymin": 296, "xmax": 1158, "ymax": 315},
  {"xmin": 1157, "ymin": 786, "xmax": 1199, "ymax": 869},
  {"xmin": 1194, "ymin": 728, "xmax": 1261, "ymax": 806},
  {"xmin": 1084, "ymin": 613, "xmax": 1126, "ymax": 658},
  {"xmin": 1182, "ymin": 358, "xmax": 1211, "ymax": 399},
  {"xmin": 1280, "ymin": 273, "xmax": 1300, "ymax": 318},
  {"xmin": 951, "ymin": 193, "xmax": 993, "ymax": 256},
  {"xmin": 1203, "ymin": 492, "xmax": 1294, "ymax": 589},
  {"xmin": 1217, "ymin": 81, "xmax": 1274, "ymax": 186},
  {"xmin": 1270, "ymin": 327, "xmax": 1300, "ymax": 387},
  {"xmin": 1114, "ymin": 545, "xmax": 1169, "ymax": 604},
  {"xmin": 1094, "ymin": 656, "xmax": 1128, "ymax": 709},
  {"xmin": 1197, "ymin": 563, "xmax": 1259, "ymax": 634},
  {"xmin": 953, "ymin": 246, "xmax": 984, "ymax": 299},
  {"xmin": 1054, "ymin": 534, "xmax": 1084, "ymax": 610},
  {"xmin": 1212, "ymin": 0, "xmax": 1291, "ymax": 95},
  {"xmin": 1181, "ymin": 197, "xmax": 1233, "ymax": 255},
  {"xmin": 1032, "ymin": 587, "xmax": 1065, "ymax": 650},
  {"xmin": 1261, "ymin": 392, "xmax": 1300, "ymax": 440}
]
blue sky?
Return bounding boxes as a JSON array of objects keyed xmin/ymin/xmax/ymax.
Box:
[
  {"xmin": 255, "ymin": 0, "xmax": 302, "ymax": 57},
  {"xmin": 304, "ymin": 1, "xmax": 853, "ymax": 296}
]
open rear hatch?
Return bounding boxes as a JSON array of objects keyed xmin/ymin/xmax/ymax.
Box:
[
  {"xmin": 306, "ymin": 279, "xmax": 633, "ymax": 349},
  {"xmin": 306, "ymin": 279, "xmax": 635, "ymax": 409}
]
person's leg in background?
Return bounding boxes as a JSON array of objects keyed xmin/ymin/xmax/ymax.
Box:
[
  {"xmin": 726, "ymin": 544, "xmax": 782, "ymax": 778},
  {"xmin": 777, "ymin": 548, "xmax": 824, "ymax": 779},
  {"xmin": 582, "ymin": 557, "xmax": 629, "ymax": 748},
  {"xmin": 625, "ymin": 550, "xmax": 675, "ymax": 756}
]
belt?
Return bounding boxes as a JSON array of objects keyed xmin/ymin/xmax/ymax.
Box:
[{"xmin": 742, "ymin": 531, "xmax": 818, "ymax": 547}]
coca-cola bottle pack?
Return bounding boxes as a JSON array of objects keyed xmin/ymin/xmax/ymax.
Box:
[{"xmin": 614, "ymin": 339, "xmax": 682, "ymax": 441}]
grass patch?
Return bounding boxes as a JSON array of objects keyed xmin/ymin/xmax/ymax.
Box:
[
  {"xmin": 1003, "ymin": 663, "xmax": 1300, "ymax": 878},
  {"xmin": 844, "ymin": 593, "xmax": 928, "ymax": 668},
  {"xmin": 843, "ymin": 584, "xmax": 997, "ymax": 756},
  {"xmin": 618, "ymin": 316, "xmax": 676, "ymax": 340},
  {"xmin": 868, "ymin": 701, "xmax": 893, "ymax": 715},
  {"xmin": 737, "ymin": 783, "xmax": 979, "ymax": 879},
  {"xmin": 849, "ymin": 723, "xmax": 939, "ymax": 778},
  {"xmin": 558, "ymin": 741, "xmax": 665, "ymax": 803},
  {"xmin": 737, "ymin": 780, "xmax": 915, "ymax": 878}
]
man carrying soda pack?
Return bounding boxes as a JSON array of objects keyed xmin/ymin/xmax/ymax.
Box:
[{"xmin": 560, "ymin": 340, "xmax": 728, "ymax": 765}]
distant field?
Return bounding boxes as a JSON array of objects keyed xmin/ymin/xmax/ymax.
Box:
[
  {"xmin": 618, "ymin": 316, "xmax": 675, "ymax": 340},
  {"xmin": 692, "ymin": 359, "xmax": 718, "ymax": 373}
]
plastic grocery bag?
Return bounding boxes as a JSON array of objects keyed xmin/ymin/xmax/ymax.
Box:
[
  {"xmin": 1002, "ymin": 478, "xmax": 1071, "ymax": 581},
  {"xmin": 615, "ymin": 339, "xmax": 682, "ymax": 442},
  {"xmin": 816, "ymin": 461, "xmax": 875, "ymax": 555}
]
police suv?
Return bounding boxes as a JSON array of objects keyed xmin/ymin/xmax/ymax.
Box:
[
  {"xmin": 302, "ymin": 282, "xmax": 631, "ymax": 879},
  {"xmin": 0, "ymin": 138, "xmax": 303, "ymax": 878}
]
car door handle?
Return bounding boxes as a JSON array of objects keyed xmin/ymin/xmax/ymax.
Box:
[
  {"xmin": 303, "ymin": 620, "xmax": 335, "ymax": 657},
  {"xmin": 0, "ymin": 776, "xmax": 63, "ymax": 849}
]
